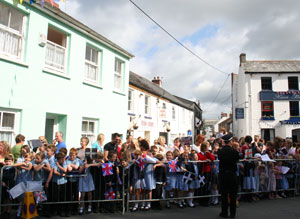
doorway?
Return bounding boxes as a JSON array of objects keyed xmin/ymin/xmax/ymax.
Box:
[
  {"xmin": 45, "ymin": 113, "xmax": 67, "ymax": 144},
  {"xmin": 292, "ymin": 129, "xmax": 300, "ymax": 142}
]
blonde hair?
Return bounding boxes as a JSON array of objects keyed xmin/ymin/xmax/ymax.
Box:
[
  {"xmin": 157, "ymin": 136, "xmax": 166, "ymax": 146},
  {"xmin": 97, "ymin": 133, "xmax": 105, "ymax": 144}
]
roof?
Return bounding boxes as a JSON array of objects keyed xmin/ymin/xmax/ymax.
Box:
[
  {"xmin": 243, "ymin": 61, "xmax": 300, "ymax": 73},
  {"xmin": 129, "ymin": 71, "xmax": 195, "ymax": 111},
  {"xmin": 28, "ymin": 1, "xmax": 134, "ymax": 59}
]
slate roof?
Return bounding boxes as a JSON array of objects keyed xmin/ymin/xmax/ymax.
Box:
[
  {"xmin": 129, "ymin": 71, "xmax": 196, "ymax": 111},
  {"xmin": 243, "ymin": 61, "xmax": 300, "ymax": 73}
]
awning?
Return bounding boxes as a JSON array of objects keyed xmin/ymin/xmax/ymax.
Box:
[{"xmin": 280, "ymin": 117, "xmax": 300, "ymax": 125}]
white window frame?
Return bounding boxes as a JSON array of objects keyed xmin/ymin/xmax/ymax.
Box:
[
  {"xmin": 44, "ymin": 26, "xmax": 68, "ymax": 75},
  {"xmin": 114, "ymin": 58, "xmax": 124, "ymax": 92},
  {"xmin": 0, "ymin": 2, "xmax": 26, "ymax": 61},
  {"xmin": 84, "ymin": 45, "xmax": 100, "ymax": 84},
  {"xmin": 0, "ymin": 109, "xmax": 20, "ymax": 145},
  {"xmin": 128, "ymin": 89, "xmax": 134, "ymax": 112},
  {"xmin": 81, "ymin": 119, "xmax": 97, "ymax": 146},
  {"xmin": 145, "ymin": 95, "xmax": 151, "ymax": 116}
]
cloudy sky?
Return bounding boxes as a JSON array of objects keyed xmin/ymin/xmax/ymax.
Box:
[{"xmin": 59, "ymin": 0, "xmax": 300, "ymax": 119}]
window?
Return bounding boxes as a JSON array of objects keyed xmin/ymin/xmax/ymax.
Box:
[
  {"xmin": 162, "ymin": 103, "xmax": 166, "ymax": 109},
  {"xmin": 114, "ymin": 58, "xmax": 124, "ymax": 91},
  {"xmin": 261, "ymin": 129, "xmax": 275, "ymax": 142},
  {"xmin": 0, "ymin": 110, "xmax": 18, "ymax": 145},
  {"xmin": 172, "ymin": 106, "xmax": 176, "ymax": 120},
  {"xmin": 288, "ymin": 77, "xmax": 299, "ymax": 90},
  {"xmin": 85, "ymin": 45, "xmax": 99, "ymax": 83},
  {"xmin": 182, "ymin": 108, "xmax": 185, "ymax": 123},
  {"xmin": 261, "ymin": 101, "xmax": 274, "ymax": 118},
  {"xmin": 261, "ymin": 77, "xmax": 272, "ymax": 90},
  {"xmin": 145, "ymin": 95, "xmax": 151, "ymax": 115},
  {"xmin": 128, "ymin": 89, "xmax": 134, "ymax": 112},
  {"xmin": 81, "ymin": 119, "xmax": 97, "ymax": 145},
  {"xmin": 0, "ymin": 3, "xmax": 25, "ymax": 59},
  {"xmin": 45, "ymin": 26, "xmax": 67, "ymax": 73},
  {"xmin": 290, "ymin": 101, "xmax": 299, "ymax": 117}
]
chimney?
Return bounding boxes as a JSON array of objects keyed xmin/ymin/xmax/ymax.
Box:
[
  {"xmin": 221, "ymin": 112, "xmax": 228, "ymax": 118},
  {"xmin": 197, "ymin": 100, "xmax": 201, "ymax": 107},
  {"xmin": 152, "ymin": 76, "xmax": 162, "ymax": 87},
  {"xmin": 240, "ymin": 53, "xmax": 246, "ymax": 66}
]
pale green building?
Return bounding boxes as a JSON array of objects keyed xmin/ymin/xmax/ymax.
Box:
[{"xmin": 0, "ymin": 0, "xmax": 134, "ymax": 147}]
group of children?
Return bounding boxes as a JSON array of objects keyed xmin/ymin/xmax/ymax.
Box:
[{"xmin": 1, "ymin": 134, "xmax": 300, "ymax": 218}]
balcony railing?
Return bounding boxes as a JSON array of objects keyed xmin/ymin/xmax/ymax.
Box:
[
  {"xmin": 45, "ymin": 40, "xmax": 66, "ymax": 73},
  {"xmin": 0, "ymin": 24, "xmax": 22, "ymax": 59}
]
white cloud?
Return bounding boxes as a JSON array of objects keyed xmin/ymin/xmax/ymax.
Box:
[{"xmin": 59, "ymin": 0, "xmax": 300, "ymax": 119}]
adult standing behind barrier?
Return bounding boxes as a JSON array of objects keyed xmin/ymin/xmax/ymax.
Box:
[
  {"xmin": 11, "ymin": 134, "xmax": 25, "ymax": 161},
  {"xmin": 218, "ymin": 134, "xmax": 240, "ymax": 218},
  {"xmin": 104, "ymin": 133, "xmax": 120, "ymax": 161},
  {"xmin": 53, "ymin": 131, "xmax": 67, "ymax": 154},
  {"xmin": 92, "ymin": 133, "xmax": 105, "ymax": 153}
]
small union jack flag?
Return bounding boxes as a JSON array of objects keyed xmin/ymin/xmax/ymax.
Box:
[
  {"xmin": 168, "ymin": 160, "xmax": 178, "ymax": 172},
  {"xmin": 102, "ymin": 162, "xmax": 113, "ymax": 176},
  {"xmin": 136, "ymin": 157, "xmax": 145, "ymax": 170},
  {"xmin": 104, "ymin": 188, "xmax": 116, "ymax": 200}
]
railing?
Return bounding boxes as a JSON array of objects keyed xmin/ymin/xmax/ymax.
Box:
[
  {"xmin": 1, "ymin": 159, "xmax": 299, "ymax": 216},
  {"xmin": 0, "ymin": 24, "xmax": 22, "ymax": 59},
  {"xmin": 45, "ymin": 40, "xmax": 66, "ymax": 73}
]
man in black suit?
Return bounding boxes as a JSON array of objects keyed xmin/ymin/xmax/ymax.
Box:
[{"xmin": 218, "ymin": 134, "xmax": 240, "ymax": 218}]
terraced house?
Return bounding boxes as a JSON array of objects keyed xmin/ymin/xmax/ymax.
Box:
[{"xmin": 0, "ymin": 0, "xmax": 134, "ymax": 146}]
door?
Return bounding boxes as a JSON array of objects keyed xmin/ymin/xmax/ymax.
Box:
[
  {"xmin": 45, "ymin": 115, "xmax": 58, "ymax": 144},
  {"xmin": 292, "ymin": 129, "xmax": 300, "ymax": 142}
]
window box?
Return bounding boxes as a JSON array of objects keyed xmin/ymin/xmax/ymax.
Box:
[{"xmin": 261, "ymin": 116, "xmax": 275, "ymax": 121}]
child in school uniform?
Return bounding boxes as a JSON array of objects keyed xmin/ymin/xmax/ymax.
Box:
[
  {"xmin": 152, "ymin": 153, "xmax": 165, "ymax": 210},
  {"xmin": 165, "ymin": 151, "xmax": 177, "ymax": 208},
  {"xmin": 52, "ymin": 152, "xmax": 68, "ymax": 217},
  {"xmin": 1, "ymin": 154, "xmax": 16, "ymax": 218},
  {"xmin": 140, "ymin": 140, "xmax": 158, "ymax": 210},
  {"xmin": 78, "ymin": 157, "xmax": 95, "ymax": 214},
  {"xmin": 130, "ymin": 150, "xmax": 144, "ymax": 212},
  {"xmin": 32, "ymin": 152, "xmax": 51, "ymax": 215},
  {"xmin": 15, "ymin": 151, "xmax": 33, "ymax": 218},
  {"xmin": 66, "ymin": 148, "xmax": 81, "ymax": 215},
  {"xmin": 90, "ymin": 152, "xmax": 105, "ymax": 213},
  {"xmin": 44, "ymin": 144, "xmax": 57, "ymax": 216},
  {"xmin": 102, "ymin": 151, "xmax": 118, "ymax": 213},
  {"xmin": 177, "ymin": 152, "xmax": 190, "ymax": 208},
  {"xmin": 188, "ymin": 152, "xmax": 201, "ymax": 208}
]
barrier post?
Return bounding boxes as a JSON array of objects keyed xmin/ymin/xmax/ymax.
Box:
[{"xmin": 122, "ymin": 167, "xmax": 125, "ymax": 215}]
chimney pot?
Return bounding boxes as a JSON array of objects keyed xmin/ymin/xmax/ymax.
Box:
[{"xmin": 240, "ymin": 53, "xmax": 246, "ymax": 66}]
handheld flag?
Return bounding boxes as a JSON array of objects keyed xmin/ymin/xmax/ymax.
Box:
[
  {"xmin": 244, "ymin": 149, "xmax": 253, "ymax": 159},
  {"xmin": 104, "ymin": 188, "xmax": 116, "ymax": 200},
  {"xmin": 102, "ymin": 163, "xmax": 113, "ymax": 176},
  {"xmin": 168, "ymin": 160, "xmax": 178, "ymax": 173},
  {"xmin": 136, "ymin": 157, "xmax": 145, "ymax": 170},
  {"xmin": 199, "ymin": 175, "xmax": 206, "ymax": 187},
  {"xmin": 183, "ymin": 172, "xmax": 194, "ymax": 184}
]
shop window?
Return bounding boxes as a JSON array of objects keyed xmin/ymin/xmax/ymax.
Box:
[{"xmin": 261, "ymin": 101, "xmax": 274, "ymax": 119}]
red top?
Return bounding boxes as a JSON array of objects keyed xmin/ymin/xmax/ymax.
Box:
[
  {"xmin": 197, "ymin": 152, "xmax": 215, "ymax": 173},
  {"xmin": 241, "ymin": 144, "xmax": 249, "ymax": 158}
]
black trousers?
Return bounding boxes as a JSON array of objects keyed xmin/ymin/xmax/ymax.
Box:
[
  {"xmin": 219, "ymin": 171, "xmax": 237, "ymax": 217},
  {"xmin": 66, "ymin": 180, "xmax": 78, "ymax": 212},
  {"xmin": 152, "ymin": 184, "xmax": 163, "ymax": 208}
]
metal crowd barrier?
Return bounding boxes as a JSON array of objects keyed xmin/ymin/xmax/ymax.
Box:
[{"xmin": 1, "ymin": 159, "xmax": 300, "ymax": 216}]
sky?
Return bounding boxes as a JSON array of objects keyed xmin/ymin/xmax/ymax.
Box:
[{"xmin": 58, "ymin": 0, "xmax": 300, "ymax": 119}]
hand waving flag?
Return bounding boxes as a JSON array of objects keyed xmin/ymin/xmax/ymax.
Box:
[{"xmin": 102, "ymin": 163, "xmax": 113, "ymax": 176}]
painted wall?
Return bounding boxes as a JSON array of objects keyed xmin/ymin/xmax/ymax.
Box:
[
  {"xmin": 128, "ymin": 86, "xmax": 194, "ymax": 145},
  {"xmin": 0, "ymin": 0, "xmax": 131, "ymax": 147},
  {"xmin": 232, "ymin": 65, "xmax": 300, "ymax": 139}
]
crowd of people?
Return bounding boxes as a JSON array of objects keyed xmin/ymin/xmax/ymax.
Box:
[{"xmin": 0, "ymin": 131, "xmax": 300, "ymax": 219}]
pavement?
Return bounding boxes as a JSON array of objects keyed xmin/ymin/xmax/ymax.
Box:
[{"xmin": 47, "ymin": 197, "xmax": 300, "ymax": 219}]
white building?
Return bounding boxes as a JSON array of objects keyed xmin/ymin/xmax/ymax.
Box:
[
  {"xmin": 127, "ymin": 72, "xmax": 202, "ymax": 145},
  {"xmin": 232, "ymin": 53, "xmax": 300, "ymax": 142}
]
